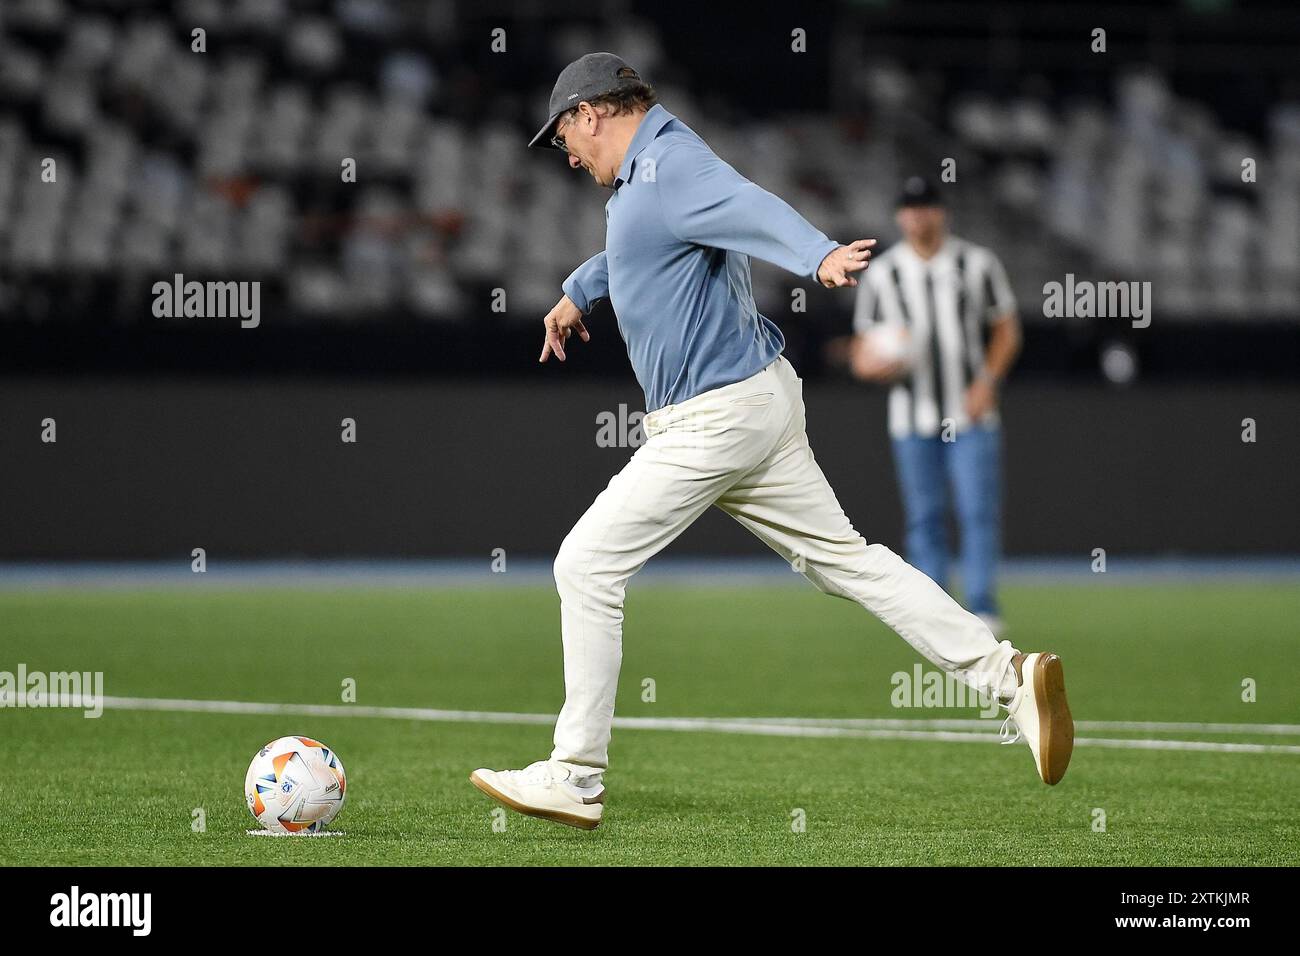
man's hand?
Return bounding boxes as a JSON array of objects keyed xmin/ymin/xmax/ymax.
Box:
[
  {"xmin": 964, "ymin": 374, "xmax": 998, "ymax": 419},
  {"xmin": 539, "ymin": 294, "xmax": 589, "ymax": 362},
  {"xmin": 817, "ymin": 239, "xmax": 877, "ymax": 288},
  {"xmin": 850, "ymin": 334, "xmax": 909, "ymax": 383}
]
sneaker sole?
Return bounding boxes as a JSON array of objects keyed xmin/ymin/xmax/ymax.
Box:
[
  {"xmin": 468, "ymin": 771, "xmax": 602, "ymax": 831},
  {"xmin": 1034, "ymin": 653, "xmax": 1075, "ymax": 785}
]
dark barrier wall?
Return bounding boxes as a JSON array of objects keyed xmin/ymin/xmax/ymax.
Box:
[{"xmin": 1, "ymin": 377, "xmax": 1296, "ymax": 559}]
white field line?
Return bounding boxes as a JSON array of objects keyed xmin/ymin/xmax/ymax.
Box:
[
  {"xmin": 723, "ymin": 716, "xmax": 1300, "ymax": 735},
  {"xmin": 96, "ymin": 696, "xmax": 1300, "ymax": 755}
]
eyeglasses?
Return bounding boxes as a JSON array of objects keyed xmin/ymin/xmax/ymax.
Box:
[{"xmin": 551, "ymin": 112, "xmax": 575, "ymax": 153}]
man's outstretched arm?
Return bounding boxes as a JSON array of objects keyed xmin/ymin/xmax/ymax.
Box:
[{"xmin": 654, "ymin": 141, "xmax": 874, "ymax": 287}]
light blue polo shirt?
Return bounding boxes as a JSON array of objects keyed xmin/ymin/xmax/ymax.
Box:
[{"xmin": 561, "ymin": 105, "xmax": 840, "ymax": 412}]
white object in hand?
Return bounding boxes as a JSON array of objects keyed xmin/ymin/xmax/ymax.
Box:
[{"xmin": 864, "ymin": 324, "xmax": 916, "ymax": 371}]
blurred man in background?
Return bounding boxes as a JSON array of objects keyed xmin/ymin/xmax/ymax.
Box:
[{"xmin": 851, "ymin": 177, "xmax": 1021, "ymax": 634}]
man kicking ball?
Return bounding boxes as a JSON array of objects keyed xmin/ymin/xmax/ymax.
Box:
[{"xmin": 470, "ymin": 54, "xmax": 1072, "ymax": 830}]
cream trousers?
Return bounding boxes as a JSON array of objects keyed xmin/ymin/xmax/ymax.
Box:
[{"xmin": 551, "ymin": 356, "xmax": 1017, "ymax": 779}]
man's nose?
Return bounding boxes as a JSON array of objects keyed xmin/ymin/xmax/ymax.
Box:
[{"xmin": 568, "ymin": 153, "xmax": 582, "ymax": 169}]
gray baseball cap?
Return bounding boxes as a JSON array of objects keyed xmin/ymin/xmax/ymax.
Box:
[{"xmin": 528, "ymin": 52, "xmax": 647, "ymax": 149}]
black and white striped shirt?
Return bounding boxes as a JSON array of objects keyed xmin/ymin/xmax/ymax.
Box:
[{"xmin": 853, "ymin": 235, "xmax": 1016, "ymax": 439}]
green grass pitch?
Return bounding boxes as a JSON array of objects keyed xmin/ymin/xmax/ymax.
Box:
[{"xmin": 1, "ymin": 581, "xmax": 1297, "ymax": 865}]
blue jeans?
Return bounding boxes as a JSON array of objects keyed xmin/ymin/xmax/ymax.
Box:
[{"xmin": 891, "ymin": 425, "xmax": 1002, "ymax": 616}]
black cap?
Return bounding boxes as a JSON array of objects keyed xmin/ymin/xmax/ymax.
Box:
[
  {"xmin": 528, "ymin": 52, "xmax": 647, "ymax": 149},
  {"xmin": 896, "ymin": 176, "xmax": 945, "ymax": 208}
]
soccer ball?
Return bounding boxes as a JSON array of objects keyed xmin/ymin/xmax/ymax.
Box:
[
  {"xmin": 863, "ymin": 324, "xmax": 916, "ymax": 372},
  {"xmin": 244, "ymin": 736, "xmax": 347, "ymax": 834}
]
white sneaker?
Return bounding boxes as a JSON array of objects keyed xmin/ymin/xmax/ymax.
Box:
[
  {"xmin": 469, "ymin": 760, "xmax": 604, "ymax": 830},
  {"xmin": 977, "ymin": 613, "xmax": 1007, "ymax": 639},
  {"xmin": 1000, "ymin": 652, "xmax": 1074, "ymax": 785}
]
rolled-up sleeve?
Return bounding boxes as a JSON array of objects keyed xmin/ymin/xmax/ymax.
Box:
[
  {"xmin": 653, "ymin": 142, "xmax": 840, "ymax": 282},
  {"xmin": 562, "ymin": 251, "xmax": 609, "ymax": 314}
]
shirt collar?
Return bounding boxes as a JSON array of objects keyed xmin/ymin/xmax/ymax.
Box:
[
  {"xmin": 902, "ymin": 236, "xmax": 954, "ymax": 269},
  {"xmin": 614, "ymin": 104, "xmax": 676, "ymax": 190}
]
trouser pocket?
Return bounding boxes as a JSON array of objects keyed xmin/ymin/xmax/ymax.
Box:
[{"xmin": 728, "ymin": 391, "xmax": 774, "ymax": 407}]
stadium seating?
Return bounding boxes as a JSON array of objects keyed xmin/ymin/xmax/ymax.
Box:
[{"xmin": 1, "ymin": 0, "xmax": 1296, "ymax": 325}]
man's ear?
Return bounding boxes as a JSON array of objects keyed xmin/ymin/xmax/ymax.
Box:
[{"xmin": 579, "ymin": 101, "xmax": 601, "ymax": 134}]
